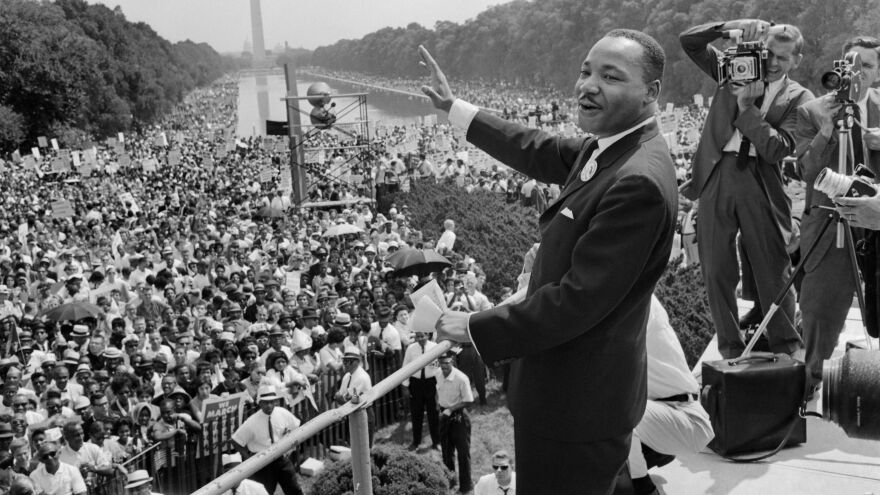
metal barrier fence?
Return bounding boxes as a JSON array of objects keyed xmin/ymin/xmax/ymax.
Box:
[{"xmin": 85, "ymin": 353, "xmax": 406, "ymax": 495}]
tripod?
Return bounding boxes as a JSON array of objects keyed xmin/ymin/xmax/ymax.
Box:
[{"xmin": 742, "ymin": 101, "xmax": 874, "ymax": 355}]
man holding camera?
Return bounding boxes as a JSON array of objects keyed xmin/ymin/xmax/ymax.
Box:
[
  {"xmin": 796, "ymin": 36, "xmax": 880, "ymax": 393},
  {"xmin": 680, "ymin": 19, "xmax": 812, "ymax": 359}
]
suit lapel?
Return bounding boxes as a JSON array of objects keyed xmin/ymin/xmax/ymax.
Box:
[
  {"xmin": 763, "ymin": 78, "xmax": 792, "ymax": 126},
  {"xmin": 549, "ymin": 122, "xmax": 659, "ymax": 209},
  {"xmin": 867, "ymin": 88, "xmax": 880, "ymax": 174}
]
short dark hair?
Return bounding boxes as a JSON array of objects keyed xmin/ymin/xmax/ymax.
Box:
[
  {"xmin": 771, "ymin": 24, "xmax": 805, "ymax": 55},
  {"xmin": 843, "ymin": 36, "xmax": 880, "ymax": 55},
  {"xmin": 605, "ymin": 29, "xmax": 665, "ymax": 83}
]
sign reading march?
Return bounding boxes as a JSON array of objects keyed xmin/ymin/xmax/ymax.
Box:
[
  {"xmin": 199, "ymin": 392, "xmax": 248, "ymax": 457},
  {"xmin": 51, "ymin": 200, "xmax": 75, "ymax": 218}
]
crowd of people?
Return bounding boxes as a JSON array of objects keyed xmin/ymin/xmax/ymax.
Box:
[{"xmin": 0, "ymin": 31, "xmax": 746, "ymax": 493}]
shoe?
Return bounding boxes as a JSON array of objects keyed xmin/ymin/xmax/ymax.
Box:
[
  {"xmin": 641, "ymin": 444, "xmax": 675, "ymax": 469},
  {"xmin": 738, "ymin": 305, "xmax": 763, "ymax": 329},
  {"xmin": 407, "ymin": 444, "xmax": 419, "ymax": 452}
]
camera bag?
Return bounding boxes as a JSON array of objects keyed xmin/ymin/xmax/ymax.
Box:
[{"xmin": 701, "ymin": 352, "xmax": 806, "ymax": 457}]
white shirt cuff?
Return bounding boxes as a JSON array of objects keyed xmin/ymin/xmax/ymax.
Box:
[
  {"xmin": 448, "ymin": 99, "xmax": 479, "ymax": 131},
  {"xmin": 464, "ymin": 313, "xmax": 482, "ymax": 357}
]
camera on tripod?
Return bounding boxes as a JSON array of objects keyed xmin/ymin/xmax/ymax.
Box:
[
  {"xmin": 814, "ymin": 167, "xmax": 877, "ymax": 199},
  {"xmin": 821, "ymin": 51, "xmax": 863, "ymax": 102},
  {"xmin": 716, "ymin": 29, "xmax": 768, "ymax": 85}
]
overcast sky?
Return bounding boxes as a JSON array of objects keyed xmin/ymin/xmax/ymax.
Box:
[{"xmin": 90, "ymin": 0, "xmax": 510, "ymax": 54}]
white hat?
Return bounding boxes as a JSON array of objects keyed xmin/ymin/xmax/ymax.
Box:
[
  {"xmin": 222, "ymin": 453, "xmax": 243, "ymax": 467},
  {"xmin": 124, "ymin": 470, "xmax": 153, "ymax": 489},
  {"xmin": 257, "ymin": 385, "xmax": 281, "ymax": 402},
  {"xmin": 0, "ymin": 285, "xmax": 8, "ymax": 295}
]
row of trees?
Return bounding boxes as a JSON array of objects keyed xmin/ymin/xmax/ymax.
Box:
[
  {"xmin": 311, "ymin": 0, "xmax": 880, "ymax": 104},
  {"xmin": 0, "ymin": 0, "xmax": 236, "ymax": 151}
]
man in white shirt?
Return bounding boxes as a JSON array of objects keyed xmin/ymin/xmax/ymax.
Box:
[
  {"xmin": 627, "ymin": 296, "xmax": 714, "ymax": 495},
  {"xmin": 402, "ymin": 332, "xmax": 440, "ymax": 451},
  {"xmin": 474, "ymin": 450, "xmax": 516, "ymax": 495},
  {"xmin": 435, "ymin": 219, "xmax": 457, "ymax": 253},
  {"xmin": 58, "ymin": 421, "xmax": 122, "ymax": 480},
  {"xmin": 436, "ymin": 352, "xmax": 474, "ymax": 493},
  {"xmin": 231, "ymin": 386, "xmax": 303, "ymax": 495},
  {"xmin": 29, "ymin": 442, "xmax": 87, "ymax": 495},
  {"xmin": 333, "ymin": 349, "xmax": 374, "ymax": 445},
  {"xmin": 369, "ymin": 306, "xmax": 402, "ymax": 360}
]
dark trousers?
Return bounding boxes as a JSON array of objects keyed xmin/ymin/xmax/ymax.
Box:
[
  {"xmin": 253, "ymin": 455, "xmax": 303, "ymax": 495},
  {"xmin": 515, "ymin": 424, "xmax": 631, "ymax": 495},
  {"xmin": 439, "ymin": 411, "xmax": 471, "ymax": 491},
  {"xmin": 800, "ymin": 230, "xmax": 856, "ymax": 388},
  {"xmin": 409, "ymin": 377, "xmax": 439, "ymax": 446},
  {"xmin": 457, "ymin": 345, "xmax": 487, "ymax": 403},
  {"xmin": 697, "ymin": 154, "xmax": 802, "ymax": 358}
]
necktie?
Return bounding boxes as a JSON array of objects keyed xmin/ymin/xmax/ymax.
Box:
[
  {"xmin": 736, "ymin": 94, "xmax": 764, "ymax": 170},
  {"xmin": 420, "ymin": 344, "xmax": 426, "ymax": 379},
  {"xmin": 268, "ymin": 413, "xmax": 274, "ymax": 444},
  {"xmin": 500, "ymin": 487, "xmax": 510, "ymax": 495},
  {"xmin": 852, "ymin": 105, "xmax": 865, "ymax": 173}
]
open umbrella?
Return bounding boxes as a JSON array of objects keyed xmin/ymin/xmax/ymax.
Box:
[
  {"xmin": 386, "ymin": 248, "xmax": 452, "ymax": 277},
  {"xmin": 322, "ymin": 223, "xmax": 364, "ymax": 238},
  {"xmin": 40, "ymin": 301, "xmax": 102, "ymax": 322},
  {"xmin": 256, "ymin": 206, "xmax": 286, "ymax": 218}
]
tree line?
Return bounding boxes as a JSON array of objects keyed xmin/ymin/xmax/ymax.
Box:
[
  {"xmin": 0, "ymin": 0, "xmax": 236, "ymax": 151},
  {"xmin": 310, "ymin": 0, "xmax": 880, "ymax": 105}
]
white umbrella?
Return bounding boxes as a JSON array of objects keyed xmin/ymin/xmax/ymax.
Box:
[{"xmin": 322, "ymin": 223, "xmax": 363, "ymax": 238}]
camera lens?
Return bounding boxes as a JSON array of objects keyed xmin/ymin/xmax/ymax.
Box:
[
  {"xmin": 821, "ymin": 71, "xmax": 841, "ymax": 90},
  {"xmin": 822, "ymin": 349, "xmax": 880, "ymax": 440}
]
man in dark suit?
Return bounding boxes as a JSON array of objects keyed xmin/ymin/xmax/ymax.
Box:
[
  {"xmin": 796, "ymin": 36, "xmax": 880, "ymax": 392},
  {"xmin": 680, "ymin": 20, "xmax": 812, "ymax": 359},
  {"xmin": 421, "ymin": 29, "xmax": 678, "ymax": 495}
]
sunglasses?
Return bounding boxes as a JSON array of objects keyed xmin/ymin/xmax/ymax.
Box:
[{"xmin": 492, "ymin": 465, "xmax": 510, "ymax": 471}]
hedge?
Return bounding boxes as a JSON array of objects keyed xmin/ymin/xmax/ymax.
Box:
[
  {"xmin": 382, "ymin": 180, "xmax": 538, "ymax": 301},
  {"xmin": 309, "ymin": 444, "xmax": 454, "ymax": 495}
]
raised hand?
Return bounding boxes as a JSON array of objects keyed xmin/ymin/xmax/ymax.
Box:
[{"xmin": 418, "ymin": 45, "xmax": 455, "ymax": 113}]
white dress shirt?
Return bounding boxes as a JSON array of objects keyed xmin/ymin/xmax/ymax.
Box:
[
  {"xmin": 402, "ymin": 341, "xmax": 440, "ymax": 386},
  {"xmin": 231, "ymin": 407, "xmax": 301, "ymax": 454}
]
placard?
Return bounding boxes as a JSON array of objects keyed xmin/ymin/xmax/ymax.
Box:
[
  {"xmin": 51, "ymin": 138, "xmax": 59, "ymax": 151},
  {"xmin": 37, "ymin": 136, "xmax": 48, "ymax": 148},
  {"xmin": 31, "ymin": 147, "xmax": 40, "ymax": 159},
  {"xmin": 118, "ymin": 153, "xmax": 131, "ymax": 167},
  {"xmin": 259, "ymin": 167, "xmax": 275, "ymax": 183},
  {"xmin": 51, "ymin": 200, "xmax": 75, "ymax": 218},
  {"xmin": 693, "ymin": 94, "xmax": 704, "ymax": 107},
  {"xmin": 117, "ymin": 132, "xmax": 124, "ymax": 143},
  {"xmin": 198, "ymin": 392, "xmax": 247, "ymax": 456},
  {"xmin": 51, "ymin": 157, "xmax": 67, "ymax": 173},
  {"xmin": 142, "ymin": 158, "xmax": 158, "ymax": 173},
  {"xmin": 665, "ymin": 102, "xmax": 674, "ymax": 113}
]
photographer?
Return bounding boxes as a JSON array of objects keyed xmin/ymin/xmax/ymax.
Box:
[
  {"xmin": 680, "ymin": 19, "xmax": 812, "ymax": 359},
  {"xmin": 797, "ymin": 36, "xmax": 880, "ymax": 393}
]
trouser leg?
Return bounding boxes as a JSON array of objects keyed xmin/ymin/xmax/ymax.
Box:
[
  {"xmin": 439, "ymin": 415, "xmax": 455, "ymax": 472},
  {"xmin": 409, "ymin": 383, "xmax": 425, "ymax": 445},
  {"xmin": 697, "ymin": 164, "xmax": 743, "ymax": 358},
  {"xmin": 800, "ymin": 244, "xmax": 855, "ymax": 387},
  {"xmin": 452, "ymin": 414, "xmax": 472, "ymax": 490}
]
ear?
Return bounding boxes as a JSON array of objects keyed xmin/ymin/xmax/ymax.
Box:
[
  {"xmin": 645, "ymin": 80, "xmax": 661, "ymax": 105},
  {"xmin": 793, "ymin": 53, "xmax": 803, "ymax": 70}
]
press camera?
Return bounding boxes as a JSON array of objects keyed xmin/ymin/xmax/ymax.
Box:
[
  {"xmin": 814, "ymin": 167, "xmax": 877, "ymax": 199},
  {"xmin": 716, "ymin": 29, "xmax": 768, "ymax": 85},
  {"xmin": 821, "ymin": 51, "xmax": 863, "ymax": 102}
]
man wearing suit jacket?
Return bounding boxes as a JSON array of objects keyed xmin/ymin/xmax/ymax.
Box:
[
  {"xmin": 796, "ymin": 36, "xmax": 880, "ymax": 392},
  {"xmin": 680, "ymin": 20, "xmax": 811, "ymax": 359},
  {"xmin": 421, "ymin": 29, "xmax": 678, "ymax": 495}
]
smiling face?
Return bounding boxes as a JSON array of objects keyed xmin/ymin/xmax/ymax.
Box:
[
  {"xmin": 765, "ymin": 38, "xmax": 802, "ymax": 82},
  {"xmin": 575, "ymin": 36, "xmax": 659, "ymax": 137}
]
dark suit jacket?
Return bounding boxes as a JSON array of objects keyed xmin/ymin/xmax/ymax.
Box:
[
  {"xmin": 466, "ymin": 111, "xmax": 678, "ymax": 442},
  {"xmin": 680, "ymin": 22, "xmax": 814, "ymax": 239},
  {"xmin": 796, "ymin": 88, "xmax": 880, "ymax": 271}
]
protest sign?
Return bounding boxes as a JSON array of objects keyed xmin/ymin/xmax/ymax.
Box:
[
  {"xmin": 117, "ymin": 132, "xmax": 124, "ymax": 143},
  {"xmin": 51, "ymin": 200, "xmax": 75, "ymax": 218},
  {"xmin": 37, "ymin": 136, "xmax": 48, "ymax": 148},
  {"xmin": 11, "ymin": 150, "xmax": 21, "ymax": 164},
  {"xmin": 71, "ymin": 151, "xmax": 81, "ymax": 168},
  {"xmin": 665, "ymin": 102, "xmax": 674, "ymax": 113},
  {"xmin": 18, "ymin": 224, "xmax": 27, "ymax": 246},
  {"xmin": 424, "ymin": 114, "xmax": 437, "ymax": 126},
  {"xmin": 693, "ymin": 94, "xmax": 704, "ymax": 107},
  {"xmin": 118, "ymin": 153, "xmax": 131, "ymax": 167},
  {"xmin": 142, "ymin": 158, "xmax": 158, "ymax": 172},
  {"xmin": 660, "ymin": 113, "xmax": 678, "ymax": 134},
  {"xmin": 167, "ymin": 149, "xmax": 181, "ymax": 166},
  {"xmin": 51, "ymin": 157, "xmax": 67, "ymax": 173},
  {"xmin": 259, "ymin": 167, "xmax": 274, "ymax": 183},
  {"xmin": 51, "ymin": 138, "xmax": 59, "ymax": 151},
  {"xmin": 119, "ymin": 192, "xmax": 140, "ymax": 213},
  {"xmin": 22, "ymin": 155, "xmax": 36, "ymax": 170},
  {"xmin": 31, "ymin": 147, "xmax": 40, "ymax": 159},
  {"xmin": 106, "ymin": 137, "xmax": 117, "ymax": 147},
  {"xmin": 199, "ymin": 393, "xmax": 247, "ymax": 457}
]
